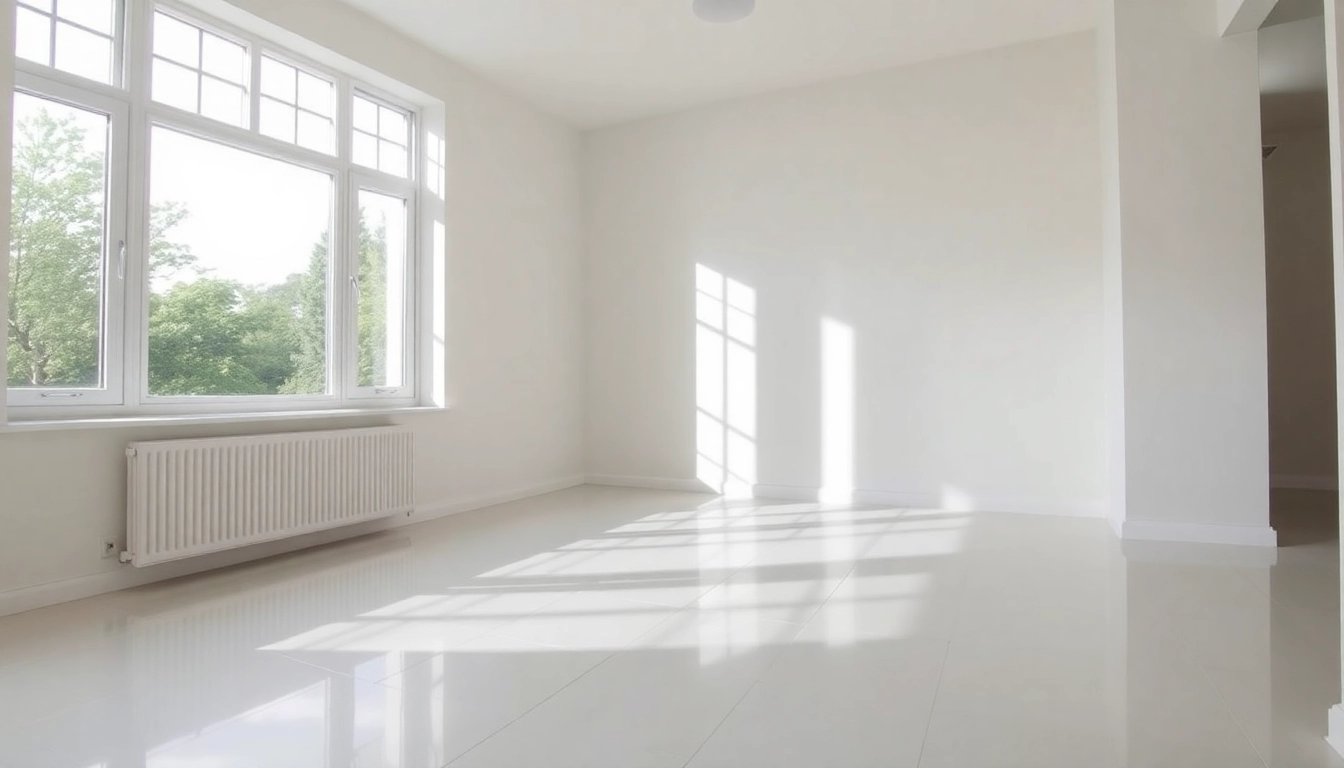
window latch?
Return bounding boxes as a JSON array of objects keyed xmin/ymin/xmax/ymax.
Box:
[
  {"xmin": 40, "ymin": 392, "xmax": 85, "ymax": 399},
  {"xmin": 116, "ymin": 240, "xmax": 126, "ymax": 279},
  {"xmin": 350, "ymin": 275, "xmax": 360, "ymax": 297},
  {"xmin": 374, "ymin": 387, "xmax": 399, "ymax": 395}
]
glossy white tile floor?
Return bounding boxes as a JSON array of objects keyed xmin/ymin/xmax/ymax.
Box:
[{"xmin": 2, "ymin": 485, "xmax": 1342, "ymax": 768}]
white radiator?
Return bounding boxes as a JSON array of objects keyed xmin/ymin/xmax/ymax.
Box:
[{"xmin": 124, "ymin": 426, "xmax": 414, "ymax": 567}]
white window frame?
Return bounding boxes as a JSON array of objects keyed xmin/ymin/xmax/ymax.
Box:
[
  {"xmin": 349, "ymin": 176, "xmax": 417, "ymax": 400},
  {"xmin": 8, "ymin": 73, "xmax": 130, "ymax": 408},
  {"xmin": 7, "ymin": 0, "xmax": 424, "ymax": 420}
]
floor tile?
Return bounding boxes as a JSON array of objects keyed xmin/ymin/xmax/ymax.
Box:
[
  {"xmin": 687, "ymin": 633, "xmax": 947, "ymax": 768},
  {"xmin": 0, "ymin": 486, "xmax": 1339, "ymax": 768},
  {"xmin": 452, "ymin": 608, "xmax": 801, "ymax": 768}
]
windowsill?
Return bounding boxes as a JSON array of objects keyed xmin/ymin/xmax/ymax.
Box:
[{"xmin": 0, "ymin": 405, "xmax": 445, "ymax": 433}]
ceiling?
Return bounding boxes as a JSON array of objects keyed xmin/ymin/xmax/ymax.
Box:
[
  {"xmin": 338, "ymin": 0, "xmax": 1100, "ymax": 127},
  {"xmin": 1262, "ymin": 0, "xmax": 1322, "ymax": 27},
  {"xmin": 1259, "ymin": 1, "xmax": 1327, "ymax": 134}
]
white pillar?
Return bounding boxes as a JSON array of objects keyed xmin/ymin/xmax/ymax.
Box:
[{"xmin": 1099, "ymin": 0, "xmax": 1274, "ymax": 546}]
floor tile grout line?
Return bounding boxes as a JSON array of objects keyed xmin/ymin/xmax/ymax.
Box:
[
  {"xmin": 440, "ymin": 647, "xmax": 621, "ymax": 768},
  {"xmin": 913, "ymin": 638, "xmax": 953, "ymax": 768},
  {"xmin": 399, "ymin": 501, "xmax": 882, "ymax": 766},
  {"xmin": 1141, "ymin": 577, "xmax": 1272, "ymax": 768},
  {"xmin": 1194, "ymin": 658, "xmax": 1272, "ymax": 768},
  {"xmin": 737, "ymin": 561, "xmax": 858, "ymax": 690},
  {"xmin": 679, "ymin": 679, "xmax": 765, "ymax": 768},
  {"xmin": 443, "ymin": 579, "xmax": 726, "ymax": 767}
]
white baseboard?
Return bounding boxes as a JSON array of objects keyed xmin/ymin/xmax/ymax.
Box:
[
  {"xmin": 1118, "ymin": 519, "xmax": 1278, "ymax": 547},
  {"xmin": 0, "ymin": 474, "xmax": 586, "ymax": 618},
  {"xmin": 752, "ymin": 483, "xmax": 1105, "ymax": 518},
  {"xmin": 1271, "ymin": 474, "xmax": 1339, "ymax": 491},
  {"xmin": 1107, "ymin": 514, "xmax": 1125, "ymax": 540},
  {"xmin": 751, "ymin": 483, "xmax": 820, "ymax": 501},
  {"xmin": 1328, "ymin": 704, "xmax": 1344, "ymax": 758},
  {"xmin": 417, "ymin": 475, "xmax": 585, "ymax": 518},
  {"xmin": 584, "ymin": 474, "xmax": 715, "ymax": 493}
]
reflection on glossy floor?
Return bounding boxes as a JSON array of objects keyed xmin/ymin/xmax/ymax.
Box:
[{"xmin": 1, "ymin": 486, "xmax": 1341, "ymax": 768}]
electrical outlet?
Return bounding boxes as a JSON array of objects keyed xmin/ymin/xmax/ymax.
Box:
[{"xmin": 101, "ymin": 539, "xmax": 118, "ymax": 559}]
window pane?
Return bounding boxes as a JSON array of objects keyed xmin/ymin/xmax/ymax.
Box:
[
  {"xmin": 54, "ymin": 23, "xmax": 113, "ymax": 84},
  {"xmin": 9, "ymin": 93, "xmax": 109, "ymax": 389},
  {"xmin": 296, "ymin": 111, "xmax": 332, "ymax": 154},
  {"xmin": 352, "ymin": 130, "xmax": 377, "ymax": 170},
  {"xmin": 56, "ymin": 0, "xmax": 114, "ymax": 36},
  {"xmin": 353, "ymin": 95, "xmax": 377, "ymax": 134},
  {"xmin": 259, "ymin": 97, "xmax": 296, "ymax": 143},
  {"xmin": 260, "ymin": 56, "xmax": 296, "ymax": 102},
  {"xmin": 201, "ymin": 33, "xmax": 246, "ymax": 84},
  {"xmin": 355, "ymin": 190, "xmax": 407, "ymax": 389},
  {"xmin": 200, "ymin": 77, "xmax": 245, "ymax": 127},
  {"xmin": 152, "ymin": 59, "xmax": 198, "ymax": 113},
  {"xmin": 378, "ymin": 140, "xmax": 406, "ymax": 177},
  {"xmin": 18, "ymin": 0, "xmax": 54, "ymax": 12},
  {"xmin": 148, "ymin": 128, "xmax": 333, "ymax": 397},
  {"xmin": 378, "ymin": 106, "xmax": 407, "ymax": 144},
  {"xmin": 153, "ymin": 12, "xmax": 199, "ymax": 67},
  {"xmin": 296, "ymin": 72, "xmax": 331, "ymax": 116},
  {"xmin": 15, "ymin": 7, "xmax": 53, "ymax": 68}
]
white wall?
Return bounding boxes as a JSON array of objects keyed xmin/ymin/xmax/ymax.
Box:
[
  {"xmin": 584, "ymin": 32, "xmax": 1107, "ymax": 515},
  {"xmin": 0, "ymin": 0, "xmax": 586, "ymax": 608},
  {"xmin": 1263, "ymin": 127, "xmax": 1338, "ymax": 486},
  {"xmin": 1101, "ymin": 0, "xmax": 1271, "ymax": 541}
]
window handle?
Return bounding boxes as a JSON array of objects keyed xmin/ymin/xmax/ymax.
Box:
[
  {"xmin": 116, "ymin": 240, "xmax": 126, "ymax": 279},
  {"xmin": 350, "ymin": 275, "xmax": 360, "ymax": 298},
  {"xmin": 40, "ymin": 392, "xmax": 85, "ymax": 399},
  {"xmin": 374, "ymin": 387, "xmax": 399, "ymax": 395}
]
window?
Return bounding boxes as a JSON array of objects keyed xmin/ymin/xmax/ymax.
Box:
[
  {"xmin": 147, "ymin": 127, "xmax": 334, "ymax": 397},
  {"xmin": 9, "ymin": 92, "xmax": 116, "ymax": 393},
  {"xmin": 352, "ymin": 93, "xmax": 410, "ymax": 178},
  {"xmin": 151, "ymin": 11, "xmax": 248, "ymax": 126},
  {"xmin": 8, "ymin": 1, "xmax": 423, "ymax": 417},
  {"xmin": 16, "ymin": 0, "xmax": 118, "ymax": 85},
  {"xmin": 355, "ymin": 189, "xmax": 409, "ymax": 391},
  {"xmin": 259, "ymin": 56, "xmax": 335, "ymax": 154}
]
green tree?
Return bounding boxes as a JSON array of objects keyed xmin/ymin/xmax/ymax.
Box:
[
  {"xmin": 11, "ymin": 106, "xmax": 391, "ymax": 398},
  {"xmin": 8, "ymin": 109, "xmax": 104, "ymax": 387},
  {"xmin": 147, "ymin": 278, "xmax": 271, "ymax": 395},
  {"xmin": 285, "ymin": 214, "xmax": 392, "ymax": 394},
  {"xmin": 9, "ymin": 108, "xmax": 208, "ymax": 389},
  {"xmin": 356, "ymin": 214, "xmax": 389, "ymax": 387},
  {"xmin": 279, "ymin": 239, "xmax": 328, "ymax": 395}
]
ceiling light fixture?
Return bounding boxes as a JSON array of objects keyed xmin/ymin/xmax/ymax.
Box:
[{"xmin": 693, "ymin": 0, "xmax": 755, "ymax": 23}]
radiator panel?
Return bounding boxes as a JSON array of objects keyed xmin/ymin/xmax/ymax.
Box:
[{"xmin": 126, "ymin": 427, "xmax": 414, "ymax": 567}]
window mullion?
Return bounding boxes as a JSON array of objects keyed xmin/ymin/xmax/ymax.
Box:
[
  {"xmin": 123, "ymin": 0, "xmax": 153, "ymax": 408},
  {"xmin": 114, "ymin": 0, "xmax": 129, "ymax": 88},
  {"xmin": 248, "ymin": 37, "xmax": 261, "ymax": 132},
  {"xmin": 331, "ymin": 170, "xmax": 352, "ymax": 405},
  {"xmin": 332, "ymin": 75, "xmax": 354, "ymax": 404}
]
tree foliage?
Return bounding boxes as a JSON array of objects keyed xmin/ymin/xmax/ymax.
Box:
[
  {"xmin": 8, "ymin": 107, "xmax": 396, "ymax": 397},
  {"xmin": 8, "ymin": 109, "xmax": 103, "ymax": 387}
]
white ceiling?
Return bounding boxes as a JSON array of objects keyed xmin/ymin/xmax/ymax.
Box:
[
  {"xmin": 1262, "ymin": 0, "xmax": 1321, "ymax": 27},
  {"xmin": 338, "ymin": 0, "xmax": 1100, "ymax": 127}
]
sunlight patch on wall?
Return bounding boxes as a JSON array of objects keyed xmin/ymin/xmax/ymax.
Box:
[
  {"xmin": 820, "ymin": 317, "xmax": 855, "ymax": 504},
  {"xmin": 696, "ymin": 264, "xmax": 757, "ymax": 498}
]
